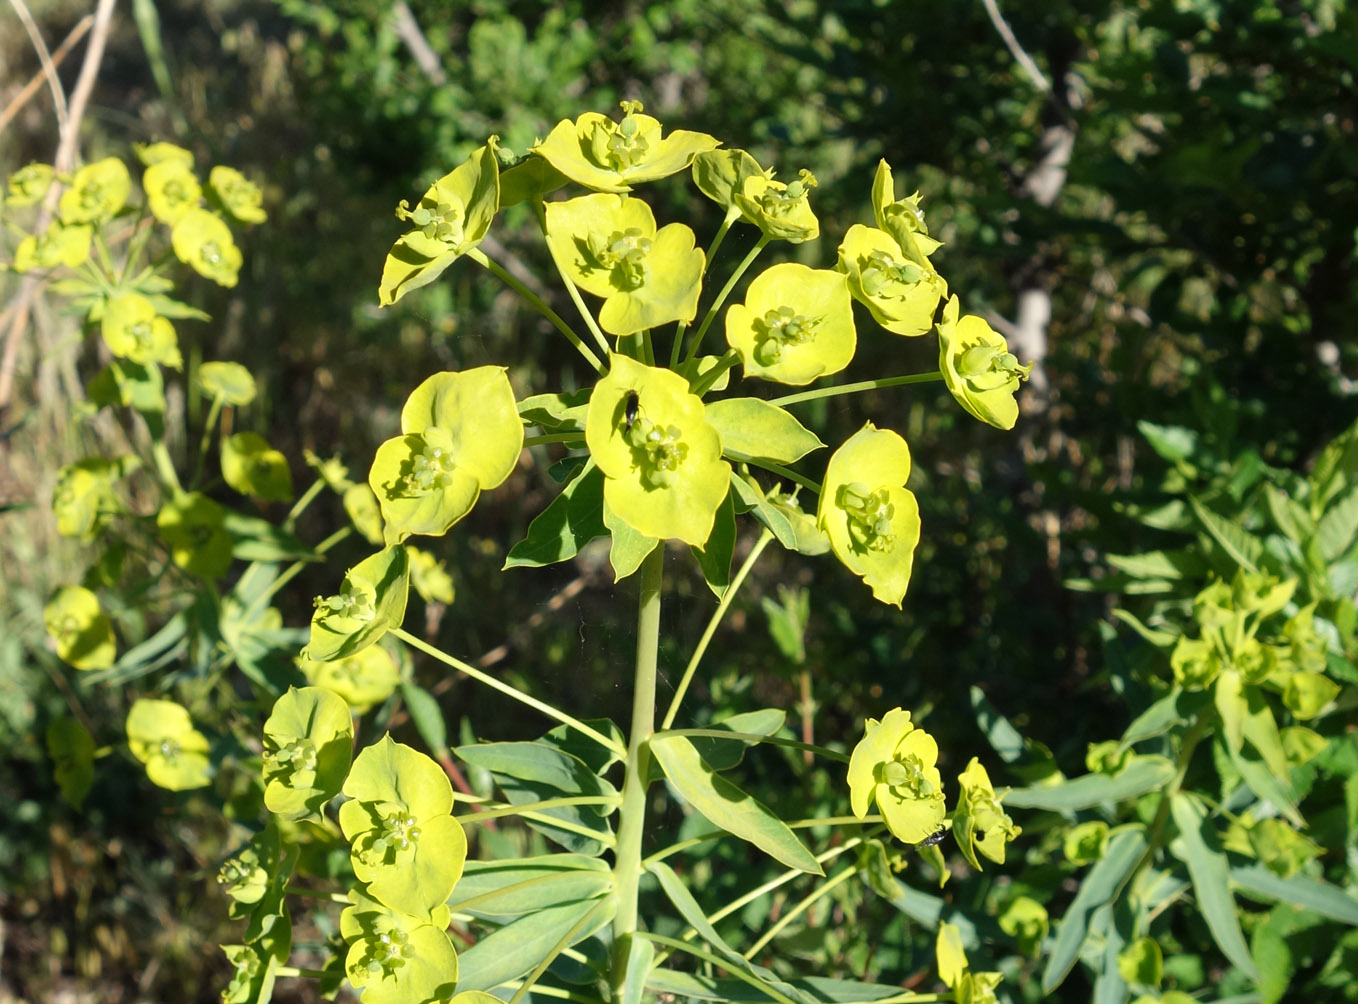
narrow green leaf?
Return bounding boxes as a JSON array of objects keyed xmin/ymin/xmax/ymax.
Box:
[
  {"xmin": 1121, "ymin": 687, "xmax": 1205, "ymax": 748},
  {"xmin": 646, "ymin": 970, "xmax": 908, "ymax": 1003},
  {"xmin": 1138, "ymin": 421, "xmax": 1198, "ymax": 463},
  {"xmin": 1263, "ymin": 485, "xmax": 1315, "ymax": 548},
  {"xmin": 1231, "ymin": 864, "xmax": 1358, "ymax": 925},
  {"xmin": 648, "ymin": 861, "xmax": 820, "ymax": 1004},
  {"xmin": 1006, "ymin": 756, "xmax": 1175, "ymax": 811},
  {"xmin": 455, "ymin": 897, "xmax": 614, "ymax": 993},
  {"xmin": 705, "ymin": 398, "xmax": 825, "ymax": 464},
  {"xmin": 223, "ymin": 510, "xmax": 317, "ymax": 563},
  {"xmin": 1190, "ymin": 496, "xmax": 1263, "ymax": 573},
  {"xmin": 1111, "ymin": 608, "xmax": 1178, "ymax": 647},
  {"xmin": 1316, "ymin": 485, "xmax": 1358, "ymax": 562},
  {"xmin": 449, "ymin": 855, "xmax": 613, "ymax": 920},
  {"xmin": 692, "ymin": 490, "xmax": 736, "ymax": 599},
  {"xmin": 1042, "ymin": 827, "xmax": 1148, "ymax": 993},
  {"xmin": 504, "ymin": 463, "xmax": 605, "ymax": 568},
  {"xmin": 1169, "ymin": 793, "xmax": 1259, "ymax": 980},
  {"xmin": 621, "ymin": 936, "xmax": 654, "ymax": 1004},
  {"xmin": 649, "ymin": 734, "xmax": 822, "ymax": 875},
  {"xmin": 1092, "ymin": 899, "xmax": 1131, "ymax": 1004},
  {"xmin": 970, "ymin": 686, "xmax": 1027, "ymax": 764},
  {"xmin": 683, "ymin": 709, "xmax": 787, "ymax": 771},
  {"xmin": 400, "ymin": 681, "xmax": 447, "ymax": 756},
  {"xmin": 1107, "ymin": 548, "xmax": 1207, "ymax": 580}
]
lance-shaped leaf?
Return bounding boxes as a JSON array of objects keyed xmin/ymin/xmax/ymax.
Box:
[
  {"xmin": 379, "ymin": 137, "xmax": 500, "ymax": 305},
  {"xmin": 455, "ymin": 897, "xmax": 614, "ymax": 993},
  {"xmin": 585, "ymin": 355, "xmax": 730, "ymax": 546},
  {"xmin": 340, "ymin": 735, "xmax": 467, "ymax": 920},
  {"xmin": 1004, "ymin": 755, "xmax": 1175, "ymax": 811},
  {"xmin": 1042, "ymin": 826, "xmax": 1148, "ymax": 993},
  {"xmin": 1169, "ymin": 793, "xmax": 1259, "ymax": 980},
  {"xmin": 340, "ymin": 885, "xmax": 459, "ymax": 1004},
  {"xmin": 817, "ymin": 424, "xmax": 921, "ymax": 606},
  {"xmin": 304, "ymin": 546, "xmax": 410, "ymax": 662},
  {"xmin": 369, "ymin": 367, "xmax": 523, "ymax": 545},
  {"xmin": 449, "ymin": 854, "xmax": 613, "ymax": 920},
  {"xmin": 532, "ymin": 100, "xmax": 718, "ymax": 193},
  {"xmin": 262, "ymin": 686, "xmax": 354, "ymax": 820},
  {"xmin": 650, "ymin": 733, "xmax": 822, "ymax": 874},
  {"xmin": 44, "ymin": 585, "xmax": 116, "ymax": 670},
  {"xmin": 545, "ymin": 193, "xmax": 703, "ymax": 336},
  {"xmin": 46, "ymin": 716, "xmax": 95, "ymax": 809},
  {"xmin": 126, "ymin": 698, "xmax": 212, "ymax": 791},
  {"xmin": 504, "ymin": 462, "xmax": 607, "ymax": 569},
  {"xmin": 705, "ymin": 397, "xmax": 825, "ymax": 463}
]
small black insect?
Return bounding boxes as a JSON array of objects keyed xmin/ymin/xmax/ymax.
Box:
[
  {"xmin": 623, "ymin": 390, "xmax": 640, "ymax": 432},
  {"xmin": 914, "ymin": 827, "xmax": 948, "ymax": 849}
]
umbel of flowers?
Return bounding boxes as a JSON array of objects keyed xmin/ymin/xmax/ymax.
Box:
[{"xmin": 191, "ymin": 101, "xmax": 1033, "ymax": 1004}]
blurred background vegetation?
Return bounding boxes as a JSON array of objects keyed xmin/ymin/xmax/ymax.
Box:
[{"xmin": 2, "ymin": 0, "xmax": 1355, "ymax": 1001}]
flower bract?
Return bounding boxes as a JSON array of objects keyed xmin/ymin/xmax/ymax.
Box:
[
  {"xmin": 101, "ymin": 292, "xmax": 183, "ymax": 368},
  {"xmin": 584, "ymin": 354, "xmax": 730, "ymax": 547},
  {"xmin": 172, "ymin": 208, "xmax": 243, "ymax": 287},
  {"xmin": 44, "ymin": 585, "xmax": 116, "ymax": 670},
  {"xmin": 340, "ymin": 886, "xmax": 459, "ymax": 1004},
  {"xmin": 532, "ymin": 100, "xmax": 719, "ymax": 193},
  {"xmin": 378, "ymin": 138, "xmax": 499, "ymax": 305},
  {"xmin": 144, "ymin": 158, "xmax": 202, "ymax": 224},
  {"xmin": 157, "ymin": 491, "xmax": 234, "ymax": 579},
  {"xmin": 59, "ymin": 157, "xmax": 130, "ymax": 224},
  {"xmin": 298, "ymin": 644, "xmax": 401, "ymax": 714},
  {"xmin": 13, "ymin": 220, "xmax": 92, "ymax": 272},
  {"xmin": 953, "ymin": 758, "xmax": 1022, "ymax": 868},
  {"xmin": 210, "ymin": 165, "xmax": 267, "ymax": 224},
  {"xmin": 817, "ymin": 424, "xmax": 921, "ymax": 606},
  {"xmin": 222, "ymin": 431, "xmax": 293, "ymax": 502},
  {"xmin": 5, "ymin": 163, "xmax": 54, "ymax": 207},
  {"xmin": 733, "ymin": 168, "xmax": 820, "ymax": 243},
  {"xmin": 725, "ymin": 263, "xmax": 856, "ymax": 385},
  {"xmin": 545, "ymin": 193, "xmax": 703, "ymax": 336},
  {"xmin": 937, "ymin": 296, "xmax": 1031, "ymax": 430},
  {"xmin": 368, "ymin": 367, "xmax": 523, "ymax": 545},
  {"xmin": 847, "ymin": 707, "xmax": 946, "ymax": 844},
  {"xmin": 262, "ymin": 686, "xmax": 354, "ymax": 819},
  {"xmin": 198, "ymin": 360, "xmax": 257, "ymax": 405},
  {"xmin": 126, "ymin": 698, "xmax": 212, "ymax": 790},
  {"xmin": 304, "ymin": 546, "xmax": 410, "ymax": 663}
]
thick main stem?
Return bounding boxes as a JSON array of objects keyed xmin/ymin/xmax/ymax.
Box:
[{"xmin": 610, "ymin": 544, "xmax": 664, "ymax": 997}]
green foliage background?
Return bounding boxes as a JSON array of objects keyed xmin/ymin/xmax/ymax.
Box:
[{"xmin": 1, "ymin": 0, "xmax": 1355, "ymax": 1001}]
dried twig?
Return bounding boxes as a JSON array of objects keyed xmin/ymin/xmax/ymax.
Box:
[
  {"xmin": 980, "ymin": 0, "xmax": 1050, "ymax": 94},
  {"xmin": 7, "ymin": 0, "xmax": 70, "ymax": 138},
  {"xmin": 0, "ymin": 0, "xmax": 118, "ymax": 420},
  {"xmin": 391, "ymin": 1, "xmax": 446, "ymax": 85},
  {"xmin": 0, "ymin": 13, "xmax": 92, "ymax": 135}
]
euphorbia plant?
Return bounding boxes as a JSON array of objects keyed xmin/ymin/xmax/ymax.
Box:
[{"xmin": 215, "ymin": 102, "xmax": 1033, "ymax": 1004}]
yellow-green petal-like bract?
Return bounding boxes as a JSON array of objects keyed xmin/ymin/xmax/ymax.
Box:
[
  {"xmin": 847, "ymin": 707, "xmax": 946, "ymax": 844},
  {"xmin": 937, "ymin": 296, "xmax": 1031, "ymax": 430},
  {"xmin": 172, "ymin": 208, "xmax": 243, "ymax": 287},
  {"xmin": 101, "ymin": 292, "xmax": 182, "ymax": 368},
  {"xmin": 144, "ymin": 159, "xmax": 202, "ymax": 225},
  {"xmin": 44, "ymin": 585, "xmax": 116, "ymax": 670},
  {"xmin": 5, "ymin": 162, "xmax": 54, "ymax": 207},
  {"xmin": 532, "ymin": 100, "xmax": 719, "ymax": 193},
  {"xmin": 837, "ymin": 223, "xmax": 946, "ymax": 336},
  {"xmin": 725, "ymin": 263, "xmax": 856, "ymax": 385},
  {"xmin": 545, "ymin": 193, "xmax": 703, "ymax": 337},
  {"xmin": 209, "ymin": 165, "xmax": 267, "ymax": 224},
  {"xmin": 59, "ymin": 157, "xmax": 130, "ymax": 224},
  {"xmin": 126, "ymin": 698, "xmax": 212, "ymax": 791},
  {"xmin": 585, "ymin": 354, "xmax": 730, "ymax": 546},
  {"xmin": 817, "ymin": 424, "xmax": 921, "ymax": 607}
]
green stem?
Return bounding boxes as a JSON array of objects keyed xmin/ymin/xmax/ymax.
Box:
[
  {"xmin": 684, "ymin": 234, "xmax": 770, "ymax": 363},
  {"xmin": 610, "ymin": 544, "xmax": 664, "ymax": 999},
  {"xmin": 241, "ymin": 526, "xmax": 351, "ymax": 622},
  {"xmin": 524, "ymin": 432, "xmax": 584, "ymax": 448},
  {"xmin": 468, "ymin": 247, "xmax": 604, "ymax": 374},
  {"xmin": 533, "ymin": 200, "xmax": 612, "ymax": 360},
  {"xmin": 744, "ymin": 863, "xmax": 858, "ymax": 958},
  {"xmin": 661, "ymin": 529, "xmax": 772, "ymax": 729},
  {"xmin": 119, "ymin": 213, "xmax": 152, "ymax": 285},
  {"xmin": 284, "ymin": 476, "xmax": 326, "ymax": 531},
  {"xmin": 192, "ymin": 395, "xmax": 224, "ymax": 489},
  {"xmin": 455, "ymin": 794, "xmax": 621, "ymax": 825},
  {"xmin": 668, "ymin": 321, "xmax": 687, "ymax": 369},
  {"xmin": 150, "ymin": 440, "xmax": 182, "ymax": 493},
  {"xmin": 274, "ymin": 966, "xmax": 328, "ymax": 980},
  {"xmin": 690, "ymin": 349, "xmax": 740, "ymax": 398},
  {"xmin": 769, "ymin": 371, "xmax": 945, "ymax": 408},
  {"xmin": 704, "ymin": 207, "xmax": 742, "ymax": 273},
  {"xmin": 653, "ymin": 729, "xmax": 849, "ymax": 764},
  {"xmin": 742, "ymin": 460, "xmax": 819, "ymax": 496},
  {"xmin": 391, "ymin": 627, "xmax": 625, "ymax": 759},
  {"xmin": 284, "ymin": 886, "xmax": 351, "ymax": 904}
]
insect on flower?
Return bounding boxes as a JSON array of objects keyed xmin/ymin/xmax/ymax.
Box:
[
  {"xmin": 915, "ymin": 826, "xmax": 948, "ymax": 848},
  {"xmin": 623, "ymin": 390, "xmax": 641, "ymax": 432}
]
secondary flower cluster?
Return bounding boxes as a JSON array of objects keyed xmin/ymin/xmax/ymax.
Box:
[{"xmin": 847, "ymin": 708, "xmax": 1021, "ymax": 867}]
